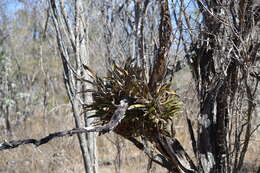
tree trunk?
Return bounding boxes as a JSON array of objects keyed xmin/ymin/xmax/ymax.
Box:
[{"xmin": 49, "ymin": 0, "xmax": 98, "ymax": 172}]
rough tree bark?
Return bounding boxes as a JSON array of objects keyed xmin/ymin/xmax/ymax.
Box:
[
  {"xmin": 148, "ymin": 0, "xmax": 172, "ymax": 93},
  {"xmin": 133, "ymin": 0, "xmax": 150, "ymax": 69},
  {"xmin": 185, "ymin": 0, "xmax": 259, "ymax": 172}
]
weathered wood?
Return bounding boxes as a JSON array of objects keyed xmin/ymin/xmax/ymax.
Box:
[
  {"xmin": 0, "ymin": 128, "xmax": 89, "ymax": 150},
  {"xmin": 85, "ymin": 99, "xmax": 129, "ymax": 133},
  {"xmin": 186, "ymin": 118, "xmax": 197, "ymax": 158},
  {"xmin": 148, "ymin": 0, "xmax": 172, "ymax": 93},
  {"xmin": 155, "ymin": 135, "xmax": 197, "ymax": 173},
  {"xmin": 197, "ymin": 78, "xmax": 224, "ymax": 172},
  {"xmin": 0, "ymin": 99, "xmax": 129, "ymax": 151}
]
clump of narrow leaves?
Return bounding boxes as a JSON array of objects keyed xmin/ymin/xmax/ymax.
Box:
[{"xmin": 82, "ymin": 62, "xmax": 182, "ymax": 140}]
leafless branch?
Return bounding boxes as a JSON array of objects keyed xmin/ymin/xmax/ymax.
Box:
[{"xmin": 0, "ymin": 99, "xmax": 129, "ymax": 151}]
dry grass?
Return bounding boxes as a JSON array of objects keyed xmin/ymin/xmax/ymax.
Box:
[
  {"xmin": 0, "ymin": 68, "xmax": 259, "ymax": 173},
  {"xmin": 0, "ymin": 105, "xmax": 168, "ymax": 173}
]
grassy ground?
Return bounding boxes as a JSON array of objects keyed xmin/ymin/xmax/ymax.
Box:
[{"xmin": 0, "ymin": 106, "xmax": 168, "ymax": 173}]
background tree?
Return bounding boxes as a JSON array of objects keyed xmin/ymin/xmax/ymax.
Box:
[{"xmin": 49, "ymin": 0, "xmax": 98, "ymax": 172}]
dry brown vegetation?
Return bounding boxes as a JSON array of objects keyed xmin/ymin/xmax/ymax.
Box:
[
  {"xmin": 0, "ymin": 67, "xmax": 259, "ymax": 172},
  {"xmin": 0, "ymin": 0, "xmax": 259, "ymax": 173}
]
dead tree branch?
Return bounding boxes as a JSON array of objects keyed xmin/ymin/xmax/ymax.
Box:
[{"xmin": 0, "ymin": 99, "xmax": 129, "ymax": 151}]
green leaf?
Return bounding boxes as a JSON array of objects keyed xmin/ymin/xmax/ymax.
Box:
[{"xmin": 128, "ymin": 104, "xmax": 146, "ymax": 110}]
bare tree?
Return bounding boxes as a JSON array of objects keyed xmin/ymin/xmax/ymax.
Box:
[
  {"xmin": 0, "ymin": 29, "xmax": 12, "ymax": 136},
  {"xmin": 48, "ymin": 0, "xmax": 97, "ymax": 172},
  {"xmin": 171, "ymin": 0, "xmax": 260, "ymax": 172}
]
